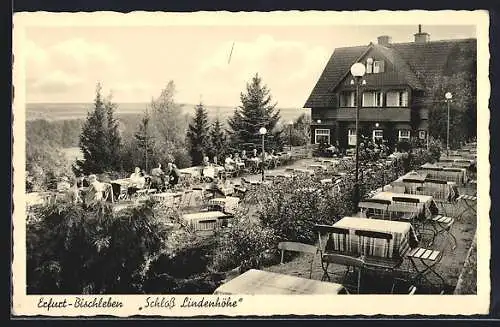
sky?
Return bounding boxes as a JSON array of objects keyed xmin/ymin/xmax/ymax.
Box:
[{"xmin": 24, "ymin": 24, "xmax": 476, "ymax": 108}]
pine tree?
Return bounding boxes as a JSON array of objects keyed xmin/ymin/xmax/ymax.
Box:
[
  {"xmin": 186, "ymin": 102, "xmax": 210, "ymax": 165},
  {"xmin": 134, "ymin": 109, "xmax": 156, "ymax": 172},
  {"xmin": 228, "ymin": 73, "xmax": 283, "ymax": 151},
  {"xmin": 208, "ymin": 118, "xmax": 228, "ymax": 160},
  {"xmin": 75, "ymin": 83, "xmax": 122, "ymax": 174}
]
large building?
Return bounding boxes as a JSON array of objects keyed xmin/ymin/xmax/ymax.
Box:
[{"xmin": 304, "ymin": 26, "xmax": 476, "ymax": 149}]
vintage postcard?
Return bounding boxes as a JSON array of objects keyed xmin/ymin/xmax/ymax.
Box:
[{"xmin": 12, "ymin": 10, "xmax": 490, "ymax": 317}]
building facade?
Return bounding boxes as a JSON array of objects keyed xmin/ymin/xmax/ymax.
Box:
[{"xmin": 304, "ymin": 26, "xmax": 476, "ymax": 150}]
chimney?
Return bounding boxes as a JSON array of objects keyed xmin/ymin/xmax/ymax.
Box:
[
  {"xmin": 377, "ymin": 35, "xmax": 392, "ymax": 46},
  {"xmin": 414, "ymin": 24, "xmax": 430, "ymax": 43}
]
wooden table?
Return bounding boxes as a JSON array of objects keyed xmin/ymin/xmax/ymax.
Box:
[
  {"xmin": 332, "ymin": 217, "xmax": 412, "ymax": 259},
  {"xmin": 182, "ymin": 211, "xmax": 229, "ymax": 231},
  {"xmin": 208, "ymin": 196, "xmax": 240, "ymax": 214},
  {"xmin": 213, "ymin": 269, "xmax": 346, "ymax": 295},
  {"xmin": 371, "ymin": 191, "xmax": 438, "ymax": 219},
  {"xmin": 418, "ymin": 164, "xmax": 467, "ymax": 185}
]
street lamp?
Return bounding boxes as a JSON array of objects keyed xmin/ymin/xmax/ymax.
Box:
[
  {"xmin": 288, "ymin": 120, "xmax": 293, "ymax": 152},
  {"xmin": 445, "ymin": 92, "xmax": 453, "ymax": 156},
  {"xmin": 350, "ymin": 62, "xmax": 366, "ymax": 207},
  {"xmin": 259, "ymin": 127, "xmax": 267, "ymax": 182}
]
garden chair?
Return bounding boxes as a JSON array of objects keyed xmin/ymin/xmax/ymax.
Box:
[
  {"xmin": 456, "ymin": 193, "xmax": 477, "ymax": 220},
  {"xmin": 358, "ymin": 201, "xmax": 389, "ymax": 220},
  {"xmin": 181, "ymin": 189, "xmax": 194, "ymax": 209},
  {"xmin": 401, "ymin": 178, "xmax": 425, "ymax": 195},
  {"xmin": 405, "ymin": 240, "xmax": 447, "ymax": 292},
  {"xmin": 355, "ymin": 230, "xmax": 404, "ymax": 293},
  {"xmin": 192, "ymin": 186, "xmax": 215, "ymax": 209},
  {"xmin": 277, "ymin": 241, "xmax": 318, "ymax": 279},
  {"xmin": 421, "ymin": 179, "xmax": 454, "ymax": 216},
  {"xmin": 313, "ymin": 224, "xmax": 363, "ymax": 294}
]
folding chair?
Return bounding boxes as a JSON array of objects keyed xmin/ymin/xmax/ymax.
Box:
[
  {"xmin": 406, "ymin": 243, "xmax": 446, "ymax": 291},
  {"xmin": 277, "ymin": 241, "xmax": 318, "ymax": 279},
  {"xmin": 401, "ymin": 178, "xmax": 425, "ymax": 195},
  {"xmin": 355, "ymin": 230, "xmax": 404, "ymax": 293},
  {"xmin": 358, "ymin": 201, "xmax": 389, "ymax": 220},
  {"xmin": 422, "ymin": 179, "xmax": 453, "ymax": 216},
  {"xmin": 427, "ymin": 214, "xmax": 457, "ymax": 250},
  {"xmin": 456, "ymin": 194, "xmax": 477, "ymax": 220},
  {"xmin": 314, "ymin": 224, "xmax": 363, "ymax": 293}
]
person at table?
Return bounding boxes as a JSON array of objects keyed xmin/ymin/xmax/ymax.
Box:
[
  {"xmin": 150, "ymin": 163, "xmax": 165, "ymax": 192},
  {"xmin": 225, "ymin": 154, "xmax": 236, "ymax": 171},
  {"xmin": 128, "ymin": 167, "xmax": 146, "ymax": 196},
  {"xmin": 252, "ymin": 148, "xmax": 258, "ymax": 158},
  {"xmin": 85, "ymin": 174, "xmax": 107, "ymax": 203},
  {"xmin": 241, "ymin": 150, "xmax": 248, "ymax": 161},
  {"xmin": 166, "ymin": 162, "xmax": 180, "ymax": 188},
  {"xmin": 202, "ymin": 156, "xmax": 211, "ymax": 167}
]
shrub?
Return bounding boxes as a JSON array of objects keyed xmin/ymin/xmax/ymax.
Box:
[
  {"xmin": 209, "ymin": 207, "xmax": 277, "ymax": 272},
  {"xmin": 246, "ymin": 177, "xmax": 356, "ymax": 245},
  {"xmin": 27, "ymin": 200, "xmax": 170, "ymax": 294}
]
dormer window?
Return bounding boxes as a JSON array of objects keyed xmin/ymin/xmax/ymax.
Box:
[
  {"xmin": 373, "ymin": 60, "xmax": 385, "ymax": 73},
  {"xmin": 366, "ymin": 58, "xmax": 373, "ymax": 74}
]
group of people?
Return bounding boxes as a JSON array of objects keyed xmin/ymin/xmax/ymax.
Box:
[
  {"xmin": 148, "ymin": 162, "xmax": 181, "ymax": 192},
  {"xmin": 201, "ymin": 148, "xmax": 283, "ymax": 176}
]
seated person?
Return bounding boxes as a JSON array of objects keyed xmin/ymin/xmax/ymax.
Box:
[
  {"xmin": 85, "ymin": 174, "xmax": 107, "ymax": 203},
  {"xmin": 202, "ymin": 156, "xmax": 211, "ymax": 167},
  {"xmin": 76, "ymin": 174, "xmax": 90, "ymax": 188},
  {"xmin": 241, "ymin": 150, "xmax": 248, "ymax": 161},
  {"xmin": 213, "ymin": 156, "xmax": 220, "ymax": 166},
  {"xmin": 128, "ymin": 167, "xmax": 146, "ymax": 196},
  {"xmin": 252, "ymin": 148, "xmax": 258, "ymax": 158},
  {"xmin": 225, "ymin": 154, "xmax": 236, "ymax": 170},
  {"xmin": 150, "ymin": 163, "xmax": 165, "ymax": 191},
  {"xmin": 166, "ymin": 162, "xmax": 180, "ymax": 188}
]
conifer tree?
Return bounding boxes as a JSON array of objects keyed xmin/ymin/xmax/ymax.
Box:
[
  {"xmin": 186, "ymin": 102, "xmax": 210, "ymax": 165},
  {"xmin": 134, "ymin": 109, "xmax": 156, "ymax": 171},
  {"xmin": 227, "ymin": 73, "xmax": 283, "ymax": 151},
  {"xmin": 75, "ymin": 83, "xmax": 122, "ymax": 174},
  {"xmin": 208, "ymin": 118, "xmax": 228, "ymax": 160}
]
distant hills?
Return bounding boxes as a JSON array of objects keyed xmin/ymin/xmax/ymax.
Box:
[{"xmin": 26, "ymin": 102, "xmax": 308, "ymax": 124}]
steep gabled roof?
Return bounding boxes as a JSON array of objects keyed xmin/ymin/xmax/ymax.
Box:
[{"xmin": 304, "ymin": 38, "xmax": 476, "ymax": 108}]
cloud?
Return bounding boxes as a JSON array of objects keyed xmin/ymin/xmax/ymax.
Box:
[
  {"xmin": 30, "ymin": 70, "xmax": 83, "ymax": 94},
  {"xmin": 26, "ymin": 38, "xmax": 121, "ymax": 100},
  {"xmin": 196, "ymin": 35, "xmax": 330, "ymax": 107}
]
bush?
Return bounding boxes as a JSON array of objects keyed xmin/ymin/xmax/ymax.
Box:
[
  {"xmin": 27, "ymin": 200, "xmax": 170, "ymax": 294},
  {"xmin": 209, "ymin": 207, "xmax": 277, "ymax": 272},
  {"xmin": 246, "ymin": 176, "xmax": 356, "ymax": 245}
]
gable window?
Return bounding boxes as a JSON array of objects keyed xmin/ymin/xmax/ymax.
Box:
[
  {"xmin": 372, "ymin": 129, "xmax": 384, "ymax": 142},
  {"xmin": 362, "ymin": 91, "xmax": 383, "ymax": 107},
  {"xmin": 348, "ymin": 129, "xmax": 357, "ymax": 146},
  {"xmin": 315, "ymin": 129, "xmax": 330, "ymax": 144},
  {"xmin": 398, "ymin": 130, "xmax": 410, "ymax": 142},
  {"xmin": 387, "ymin": 90, "xmax": 409, "ymax": 107},
  {"xmin": 366, "ymin": 58, "xmax": 373, "ymax": 74},
  {"xmin": 418, "ymin": 130, "xmax": 427, "ymax": 140},
  {"xmin": 340, "ymin": 91, "xmax": 356, "ymax": 107},
  {"xmin": 373, "ymin": 60, "xmax": 385, "ymax": 73}
]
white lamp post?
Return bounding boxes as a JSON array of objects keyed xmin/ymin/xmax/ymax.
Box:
[
  {"xmin": 350, "ymin": 62, "xmax": 366, "ymax": 207},
  {"xmin": 259, "ymin": 127, "xmax": 267, "ymax": 182},
  {"xmin": 445, "ymin": 92, "xmax": 453, "ymax": 156}
]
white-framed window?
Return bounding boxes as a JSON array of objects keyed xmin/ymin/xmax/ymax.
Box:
[
  {"xmin": 315, "ymin": 129, "xmax": 330, "ymax": 144},
  {"xmin": 362, "ymin": 91, "xmax": 383, "ymax": 107},
  {"xmin": 373, "ymin": 60, "xmax": 385, "ymax": 73},
  {"xmin": 372, "ymin": 129, "xmax": 384, "ymax": 142},
  {"xmin": 418, "ymin": 130, "xmax": 427, "ymax": 140},
  {"xmin": 339, "ymin": 91, "xmax": 356, "ymax": 107},
  {"xmin": 386, "ymin": 90, "xmax": 409, "ymax": 107},
  {"xmin": 366, "ymin": 58, "xmax": 373, "ymax": 74},
  {"xmin": 348, "ymin": 129, "xmax": 357, "ymax": 146},
  {"xmin": 398, "ymin": 129, "xmax": 411, "ymax": 141}
]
